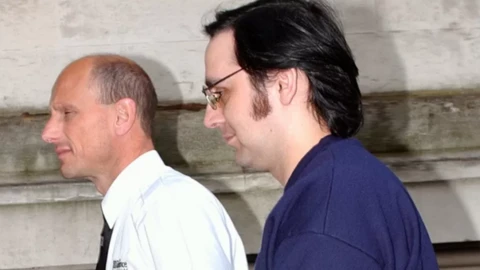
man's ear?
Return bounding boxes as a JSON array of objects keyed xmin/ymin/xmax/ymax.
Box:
[
  {"xmin": 114, "ymin": 98, "xmax": 137, "ymax": 136},
  {"xmin": 277, "ymin": 68, "xmax": 298, "ymax": 106}
]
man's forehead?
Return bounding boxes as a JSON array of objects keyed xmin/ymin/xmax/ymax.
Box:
[
  {"xmin": 205, "ymin": 30, "xmax": 239, "ymax": 77},
  {"xmin": 49, "ymin": 63, "xmax": 95, "ymax": 104},
  {"xmin": 55, "ymin": 70, "xmax": 88, "ymax": 89}
]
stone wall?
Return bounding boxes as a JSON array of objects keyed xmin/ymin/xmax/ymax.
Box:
[{"xmin": 1, "ymin": 0, "xmax": 479, "ymax": 268}]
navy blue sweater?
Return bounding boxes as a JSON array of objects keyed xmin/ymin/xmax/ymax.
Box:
[{"xmin": 254, "ymin": 136, "xmax": 439, "ymax": 270}]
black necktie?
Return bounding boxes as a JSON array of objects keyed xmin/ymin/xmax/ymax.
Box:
[{"xmin": 96, "ymin": 215, "xmax": 113, "ymax": 270}]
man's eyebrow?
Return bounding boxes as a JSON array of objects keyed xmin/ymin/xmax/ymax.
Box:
[{"xmin": 51, "ymin": 104, "xmax": 78, "ymax": 111}]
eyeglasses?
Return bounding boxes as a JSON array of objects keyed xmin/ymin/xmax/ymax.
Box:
[{"xmin": 202, "ymin": 68, "xmax": 243, "ymax": 110}]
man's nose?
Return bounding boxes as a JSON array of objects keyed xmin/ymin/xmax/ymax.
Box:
[
  {"xmin": 41, "ymin": 117, "xmax": 60, "ymax": 144},
  {"xmin": 203, "ymin": 105, "xmax": 225, "ymax": 129}
]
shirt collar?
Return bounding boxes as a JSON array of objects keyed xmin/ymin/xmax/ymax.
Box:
[
  {"xmin": 285, "ymin": 135, "xmax": 341, "ymax": 191},
  {"xmin": 101, "ymin": 150, "xmax": 166, "ymax": 229}
]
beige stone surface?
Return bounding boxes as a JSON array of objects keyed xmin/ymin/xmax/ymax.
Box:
[
  {"xmin": 1, "ymin": 0, "xmax": 480, "ymax": 268},
  {"xmin": 1, "ymin": 0, "xmax": 480, "ymax": 111},
  {"xmin": 1, "ymin": 91, "xmax": 480, "ymax": 176}
]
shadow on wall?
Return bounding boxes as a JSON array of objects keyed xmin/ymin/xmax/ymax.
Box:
[
  {"xmin": 342, "ymin": 5, "xmax": 477, "ymax": 246},
  {"xmin": 340, "ymin": 4, "xmax": 410, "ymax": 153},
  {"xmin": 129, "ymin": 55, "xmax": 188, "ymax": 168},
  {"xmin": 128, "ymin": 55, "xmax": 263, "ymax": 256}
]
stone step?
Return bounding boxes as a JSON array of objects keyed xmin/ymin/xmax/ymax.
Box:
[
  {"xmin": 0, "ymin": 263, "xmax": 256, "ymax": 270},
  {"xmin": 1, "ymin": 90, "xmax": 479, "ymax": 177},
  {"xmin": 1, "ymin": 176, "xmax": 480, "ymax": 268},
  {"xmin": 2, "ymin": 147, "xmax": 480, "ymax": 204},
  {"xmin": 438, "ymin": 250, "xmax": 480, "ymax": 269},
  {"xmin": 2, "ymin": 265, "xmax": 96, "ymax": 270},
  {"xmin": 3, "ymin": 249, "xmax": 480, "ymax": 270},
  {"xmin": 2, "ymin": 90, "xmax": 480, "ymax": 268},
  {"xmin": 2, "ymin": 264, "xmax": 255, "ymax": 270}
]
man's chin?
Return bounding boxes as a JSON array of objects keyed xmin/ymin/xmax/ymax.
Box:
[
  {"xmin": 235, "ymin": 151, "xmax": 254, "ymax": 170},
  {"xmin": 59, "ymin": 166, "xmax": 80, "ymax": 179}
]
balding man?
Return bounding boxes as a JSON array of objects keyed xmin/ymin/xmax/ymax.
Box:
[{"xmin": 42, "ymin": 54, "xmax": 248, "ymax": 270}]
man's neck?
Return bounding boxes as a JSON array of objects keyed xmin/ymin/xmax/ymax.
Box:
[
  {"xmin": 92, "ymin": 139, "xmax": 155, "ymax": 195},
  {"xmin": 270, "ymin": 124, "xmax": 329, "ymax": 186}
]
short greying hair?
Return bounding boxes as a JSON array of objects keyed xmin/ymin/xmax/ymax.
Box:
[{"xmin": 89, "ymin": 54, "xmax": 158, "ymax": 137}]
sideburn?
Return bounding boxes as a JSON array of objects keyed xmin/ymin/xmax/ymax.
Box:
[{"xmin": 251, "ymin": 90, "xmax": 272, "ymax": 121}]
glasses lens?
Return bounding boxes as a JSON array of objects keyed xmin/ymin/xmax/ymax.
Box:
[
  {"xmin": 207, "ymin": 94, "xmax": 217, "ymax": 110},
  {"xmin": 202, "ymin": 86, "xmax": 219, "ymax": 110}
]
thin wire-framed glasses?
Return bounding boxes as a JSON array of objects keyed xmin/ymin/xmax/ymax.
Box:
[{"xmin": 202, "ymin": 68, "xmax": 243, "ymax": 110}]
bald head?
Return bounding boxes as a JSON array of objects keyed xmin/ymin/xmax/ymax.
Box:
[
  {"xmin": 44, "ymin": 54, "xmax": 158, "ymax": 191},
  {"xmin": 52, "ymin": 56, "xmax": 94, "ymax": 99},
  {"xmin": 55, "ymin": 54, "xmax": 158, "ymax": 137}
]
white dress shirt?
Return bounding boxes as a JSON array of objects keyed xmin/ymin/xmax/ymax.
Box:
[{"xmin": 101, "ymin": 150, "xmax": 248, "ymax": 270}]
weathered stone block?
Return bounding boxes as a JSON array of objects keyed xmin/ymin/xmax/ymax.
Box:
[{"xmin": 1, "ymin": 91, "xmax": 479, "ymax": 178}]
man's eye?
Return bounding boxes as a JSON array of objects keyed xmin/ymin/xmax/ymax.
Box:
[{"xmin": 212, "ymin": 92, "xmax": 222, "ymax": 100}]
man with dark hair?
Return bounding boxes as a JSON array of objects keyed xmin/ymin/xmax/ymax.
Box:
[
  {"xmin": 42, "ymin": 54, "xmax": 248, "ymax": 270},
  {"xmin": 202, "ymin": 0, "xmax": 439, "ymax": 269}
]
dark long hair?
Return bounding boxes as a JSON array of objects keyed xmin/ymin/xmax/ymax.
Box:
[{"xmin": 204, "ymin": 0, "xmax": 363, "ymax": 138}]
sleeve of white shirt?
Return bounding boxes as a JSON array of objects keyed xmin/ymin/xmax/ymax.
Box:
[{"xmin": 136, "ymin": 181, "xmax": 247, "ymax": 270}]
